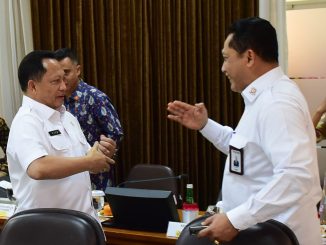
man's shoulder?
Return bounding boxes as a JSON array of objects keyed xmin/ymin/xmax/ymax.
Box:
[
  {"xmin": 12, "ymin": 106, "xmax": 36, "ymax": 123},
  {"xmin": 79, "ymin": 81, "xmax": 110, "ymax": 100},
  {"xmin": 259, "ymin": 79, "xmax": 302, "ymax": 105},
  {"xmin": 8, "ymin": 107, "xmax": 43, "ymax": 143}
]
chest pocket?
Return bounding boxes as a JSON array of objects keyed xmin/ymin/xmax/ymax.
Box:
[
  {"xmin": 76, "ymin": 133, "xmax": 88, "ymax": 146},
  {"xmin": 65, "ymin": 122, "xmax": 88, "ymax": 147},
  {"xmin": 48, "ymin": 134, "xmax": 70, "ymax": 151}
]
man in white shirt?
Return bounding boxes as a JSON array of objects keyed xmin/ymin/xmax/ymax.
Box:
[
  {"xmin": 7, "ymin": 50, "xmax": 117, "ymax": 221},
  {"xmin": 167, "ymin": 17, "xmax": 322, "ymax": 244}
]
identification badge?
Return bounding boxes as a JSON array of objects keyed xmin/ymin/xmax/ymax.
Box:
[
  {"xmin": 229, "ymin": 145, "xmax": 244, "ymax": 175},
  {"xmin": 48, "ymin": 130, "xmax": 61, "ymax": 136}
]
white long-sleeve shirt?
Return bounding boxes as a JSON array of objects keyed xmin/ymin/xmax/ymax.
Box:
[{"xmin": 200, "ymin": 67, "xmax": 322, "ymax": 245}]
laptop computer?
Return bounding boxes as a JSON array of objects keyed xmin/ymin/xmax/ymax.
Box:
[{"xmin": 102, "ymin": 187, "xmax": 180, "ymax": 232}]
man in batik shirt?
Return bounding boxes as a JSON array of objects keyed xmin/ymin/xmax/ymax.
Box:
[{"xmin": 54, "ymin": 48, "xmax": 124, "ymax": 191}]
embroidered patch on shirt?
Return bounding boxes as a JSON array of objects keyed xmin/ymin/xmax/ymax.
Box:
[{"xmin": 48, "ymin": 130, "xmax": 61, "ymax": 136}]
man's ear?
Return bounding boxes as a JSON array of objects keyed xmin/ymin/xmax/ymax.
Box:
[
  {"xmin": 27, "ymin": 80, "xmax": 37, "ymax": 93},
  {"xmin": 76, "ymin": 64, "xmax": 81, "ymax": 77},
  {"xmin": 246, "ymin": 49, "xmax": 255, "ymax": 67}
]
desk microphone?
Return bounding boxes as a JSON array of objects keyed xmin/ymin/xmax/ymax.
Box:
[{"xmin": 116, "ymin": 173, "xmax": 188, "ymax": 187}]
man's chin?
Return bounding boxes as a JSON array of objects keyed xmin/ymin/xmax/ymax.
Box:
[
  {"xmin": 229, "ymin": 83, "xmax": 237, "ymax": 92},
  {"xmin": 55, "ymin": 98, "xmax": 65, "ymax": 108},
  {"xmin": 230, "ymin": 86, "xmax": 242, "ymax": 93}
]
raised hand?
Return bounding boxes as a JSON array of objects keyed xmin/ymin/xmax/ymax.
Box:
[{"xmin": 167, "ymin": 100, "xmax": 208, "ymax": 130}]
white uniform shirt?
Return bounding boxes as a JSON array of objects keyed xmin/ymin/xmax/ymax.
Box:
[
  {"xmin": 7, "ymin": 96, "xmax": 98, "ymax": 221},
  {"xmin": 200, "ymin": 67, "xmax": 322, "ymax": 245}
]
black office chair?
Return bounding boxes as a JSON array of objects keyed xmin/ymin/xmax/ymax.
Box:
[
  {"xmin": 176, "ymin": 214, "xmax": 299, "ymax": 245},
  {"xmin": 122, "ymin": 164, "xmax": 183, "ymax": 206},
  {"xmin": 0, "ymin": 208, "xmax": 106, "ymax": 245}
]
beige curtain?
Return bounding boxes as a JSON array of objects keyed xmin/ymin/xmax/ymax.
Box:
[
  {"xmin": 0, "ymin": 0, "xmax": 33, "ymax": 125},
  {"xmin": 31, "ymin": 0, "xmax": 258, "ymax": 209}
]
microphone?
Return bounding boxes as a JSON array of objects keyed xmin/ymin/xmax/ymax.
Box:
[{"xmin": 116, "ymin": 173, "xmax": 188, "ymax": 187}]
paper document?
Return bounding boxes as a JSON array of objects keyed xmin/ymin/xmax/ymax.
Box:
[
  {"xmin": 0, "ymin": 180, "xmax": 12, "ymax": 189},
  {"xmin": 0, "ymin": 203, "xmax": 16, "ymax": 217}
]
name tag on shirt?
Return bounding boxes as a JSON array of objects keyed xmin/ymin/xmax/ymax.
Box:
[
  {"xmin": 229, "ymin": 145, "xmax": 244, "ymax": 175},
  {"xmin": 48, "ymin": 130, "xmax": 61, "ymax": 136}
]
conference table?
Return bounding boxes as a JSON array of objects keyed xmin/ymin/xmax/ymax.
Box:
[
  {"xmin": 99, "ymin": 208, "xmax": 204, "ymax": 244},
  {"xmin": 102, "ymin": 225, "xmax": 176, "ymax": 245},
  {"xmin": 0, "ymin": 215, "xmax": 179, "ymax": 245}
]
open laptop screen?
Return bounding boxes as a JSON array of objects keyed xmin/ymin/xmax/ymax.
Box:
[{"xmin": 103, "ymin": 187, "xmax": 180, "ymax": 232}]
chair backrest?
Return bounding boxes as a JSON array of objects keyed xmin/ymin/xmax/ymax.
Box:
[
  {"xmin": 123, "ymin": 164, "xmax": 182, "ymax": 206},
  {"xmin": 176, "ymin": 214, "xmax": 299, "ymax": 245},
  {"xmin": 0, "ymin": 208, "xmax": 106, "ymax": 245},
  {"xmin": 176, "ymin": 213, "xmax": 215, "ymax": 245}
]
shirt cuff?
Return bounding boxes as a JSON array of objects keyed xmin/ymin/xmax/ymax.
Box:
[
  {"xmin": 200, "ymin": 119, "xmax": 225, "ymax": 138},
  {"xmin": 226, "ymin": 204, "xmax": 258, "ymax": 231}
]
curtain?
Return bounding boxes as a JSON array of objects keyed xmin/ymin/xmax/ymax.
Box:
[
  {"xmin": 0, "ymin": 0, "xmax": 34, "ymax": 125},
  {"xmin": 259, "ymin": 0, "xmax": 287, "ymax": 72},
  {"xmin": 31, "ymin": 0, "xmax": 258, "ymax": 210}
]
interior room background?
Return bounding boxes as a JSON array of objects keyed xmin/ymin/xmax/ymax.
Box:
[
  {"xmin": 286, "ymin": 3, "xmax": 326, "ymax": 185},
  {"xmin": 5, "ymin": 0, "xmax": 325, "ymax": 211},
  {"xmin": 2, "ymin": 0, "xmax": 259, "ymax": 210}
]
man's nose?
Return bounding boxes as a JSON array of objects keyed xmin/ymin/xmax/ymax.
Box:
[
  {"xmin": 63, "ymin": 75, "xmax": 68, "ymax": 85},
  {"xmin": 221, "ymin": 63, "xmax": 226, "ymax": 73},
  {"xmin": 60, "ymin": 78, "xmax": 67, "ymax": 90}
]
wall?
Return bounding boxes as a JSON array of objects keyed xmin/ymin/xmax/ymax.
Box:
[{"xmin": 287, "ymin": 7, "xmax": 326, "ymax": 182}]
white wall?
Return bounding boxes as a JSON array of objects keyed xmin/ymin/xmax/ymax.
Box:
[{"xmin": 287, "ymin": 7, "xmax": 326, "ymax": 182}]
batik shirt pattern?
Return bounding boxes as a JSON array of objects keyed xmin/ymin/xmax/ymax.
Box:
[{"xmin": 64, "ymin": 80, "xmax": 123, "ymax": 190}]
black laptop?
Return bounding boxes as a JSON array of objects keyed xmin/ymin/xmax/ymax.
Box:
[{"xmin": 102, "ymin": 187, "xmax": 180, "ymax": 232}]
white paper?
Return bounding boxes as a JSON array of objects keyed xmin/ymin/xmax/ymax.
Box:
[
  {"xmin": 0, "ymin": 203, "xmax": 16, "ymax": 217},
  {"xmin": 0, "ymin": 180, "xmax": 12, "ymax": 189},
  {"xmin": 166, "ymin": 221, "xmax": 187, "ymax": 238}
]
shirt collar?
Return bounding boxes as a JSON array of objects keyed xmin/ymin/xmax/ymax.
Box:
[
  {"xmin": 241, "ymin": 66, "xmax": 284, "ymax": 105},
  {"xmin": 22, "ymin": 95, "xmax": 66, "ymax": 121}
]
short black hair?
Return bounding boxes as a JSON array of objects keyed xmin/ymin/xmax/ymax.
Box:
[
  {"xmin": 18, "ymin": 50, "xmax": 55, "ymax": 92},
  {"xmin": 227, "ymin": 17, "xmax": 278, "ymax": 63},
  {"xmin": 54, "ymin": 48, "xmax": 78, "ymax": 64}
]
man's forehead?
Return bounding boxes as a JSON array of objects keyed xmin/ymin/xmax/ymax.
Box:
[
  {"xmin": 42, "ymin": 59, "xmax": 64, "ymax": 76},
  {"xmin": 224, "ymin": 34, "xmax": 233, "ymax": 46},
  {"xmin": 59, "ymin": 57, "xmax": 77, "ymax": 65},
  {"xmin": 42, "ymin": 58, "xmax": 59, "ymax": 68}
]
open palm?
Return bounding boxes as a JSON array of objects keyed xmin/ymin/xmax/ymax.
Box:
[{"xmin": 167, "ymin": 101, "xmax": 208, "ymax": 130}]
